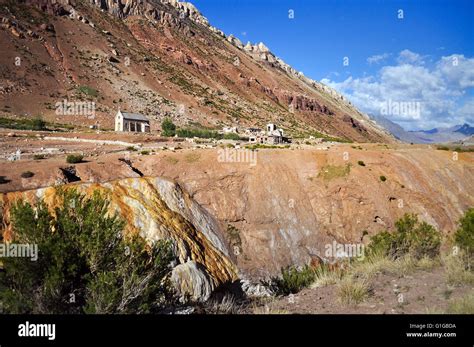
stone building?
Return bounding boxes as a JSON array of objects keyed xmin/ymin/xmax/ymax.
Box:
[{"xmin": 115, "ymin": 110, "xmax": 150, "ymax": 133}]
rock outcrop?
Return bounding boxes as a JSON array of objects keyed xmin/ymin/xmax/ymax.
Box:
[
  {"xmin": 171, "ymin": 261, "xmax": 214, "ymax": 302},
  {"xmin": 0, "ymin": 177, "xmax": 238, "ymax": 302}
]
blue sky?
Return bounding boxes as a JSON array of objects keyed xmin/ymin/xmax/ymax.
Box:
[{"xmin": 191, "ymin": 0, "xmax": 474, "ymax": 130}]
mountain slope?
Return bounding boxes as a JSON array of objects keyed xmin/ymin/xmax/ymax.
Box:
[{"xmin": 0, "ymin": 0, "xmax": 393, "ymax": 142}]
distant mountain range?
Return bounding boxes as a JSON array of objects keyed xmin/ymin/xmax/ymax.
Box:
[{"xmin": 371, "ymin": 115, "xmax": 474, "ymax": 144}]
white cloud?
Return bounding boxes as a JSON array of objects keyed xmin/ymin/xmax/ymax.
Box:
[
  {"xmin": 436, "ymin": 54, "xmax": 474, "ymax": 89},
  {"xmin": 457, "ymin": 97, "xmax": 474, "ymax": 124},
  {"xmin": 322, "ymin": 51, "xmax": 474, "ymax": 130},
  {"xmin": 397, "ymin": 49, "xmax": 425, "ymax": 65},
  {"xmin": 367, "ymin": 53, "xmax": 390, "ymax": 65}
]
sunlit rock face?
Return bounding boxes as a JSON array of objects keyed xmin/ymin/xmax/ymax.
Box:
[
  {"xmin": 171, "ymin": 260, "xmax": 214, "ymax": 302},
  {"xmin": 0, "ymin": 177, "xmax": 238, "ymax": 302}
]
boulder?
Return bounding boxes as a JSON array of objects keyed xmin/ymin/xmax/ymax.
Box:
[{"xmin": 171, "ymin": 261, "xmax": 214, "ymax": 303}]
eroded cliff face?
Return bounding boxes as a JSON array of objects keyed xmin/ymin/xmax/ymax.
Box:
[
  {"xmin": 130, "ymin": 146, "xmax": 474, "ymax": 279},
  {"xmin": 0, "ymin": 177, "xmax": 238, "ymax": 302},
  {"xmin": 1, "ymin": 146, "xmax": 473, "ymax": 298}
]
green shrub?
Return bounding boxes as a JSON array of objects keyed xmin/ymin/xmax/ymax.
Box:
[
  {"xmin": 31, "ymin": 117, "xmax": 46, "ymax": 130},
  {"xmin": 176, "ymin": 128, "xmax": 221, "ymax": 139},
  {"xmin": 66, "ymin": 154, "xmax": 84, "ymax": 164},
  {"xmin": 264, "ymin": 265, "xmax": 316, "ymax": 295},
  {"xmin": 379, "ymin": 175, "xmax": 387, "ymax": 182},
  {"xmin": 140, "ymin": 150, "xmax": 150, "ymax": 155},
  {"xmin": 223, "ymin": 133, "xmax": 240, "ymax": 140},
  {"xmin": 20, "ymin": 171, "xmax": 34, "ymax": 179},
  {"xmin": 245, "ymin": 143, "xmax": 279, "ymax": 150},
  {"xmin": 77, "ymin": 85, "xmax": 98, "ymax": 97},
  {"xmin": 161, "ymin": 118, "xmax": 176, "ymax": 137},
  {"xmin": 368, "ymin": 213, "xmax": 441, "ymax": 260},
  {"xmin": 454, "ymin": 208, "xmax": 473, "ymax": 256},
  {"xmin": 436, "ymin": 146, "xmax": 450, "ymax": 151},
  {"xmin": 125, "ymin": 146, "xmax": 137, "ymax": 152},
  {"xmin": 0, "ymin": 189, "xmax": 174, "ymax": 314},
  {"xmin": 357, "ymin": 160, "xmax": 366, "ymax": 166},
  {"xmin": 0, "ymin": 117, "xmax": 46, "ymax": 131}
]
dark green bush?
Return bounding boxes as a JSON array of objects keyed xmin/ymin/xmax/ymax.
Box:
[
  {"xmin": 0, "ymin": 189, "xmax": 175, "ymax": 314},
  {"xmin": 0, "ymin": 117, "xmax": 46, "ymax": 131},
  {"xmin": 31, "ymin": 117, "xmax": 46, "ymax": 131},
  {"xmin": 223, "ymin": 133, "xmax": 240, "ymax": 140},
  {"xmin": 66, "ymin": 154, "xmax": 84, "ymax": 164},
  {"xmin": 368, "ymin": 213, "xmax": 441, "ymax": 259},
  {"xmin": 454, "ymin": 208, "xmax": 473, "ymax": 256},
  {"xmin": 358, "ymin": 160, "xmax": 366, "ymax": 166},
  {"xmin": 161, "ymin": 118, "xmax": 176, "ymax": 137},
  {"xmin": 176, "ymin": 128, "xmax": 221, "ymax": 139},
  {"xmin": 380, "ymin": 175, "xmax": 387, "ymax": 182},
  {"xmin": 264, "ymin": 265, "xmax": 316, "ymax": 295}
]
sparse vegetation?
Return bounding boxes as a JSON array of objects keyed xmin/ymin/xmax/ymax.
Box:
[
  {"xmin": 0, "ymin": 116, "xmax": 46, "ymax": 131},
  {"xmin": 310, "ymin": 264, "xmax": 343, "ymax": 287},
  {"xmin": 140, "ymin": 150, "xmax": 150, "ymax": 155},
  {"xmin": 184, "ymin": 153, "xmax": 201, "ymax": 163},
  {"xmin": 337, "ymin": 277, "xmax": 370, "ymax": 305},
  {"xmin": 66, "ymin": 154, "xmax": 84, "ymax": 164},
  {"xmin": 446, "ymin": 293, "xmax": 474, "ymax": 314},
  {"xmin": 444, "ymin": 251, "xmax": 474, "ymax": 286},
  {"xmin": 318, "ymin": 164, "xmax": 351, "ymax": 180},
  {"xmin": 357, "ymin": 160, "xmax": 366, "ymax": 166},
  {"xmin": 164, "ymin": 156, "xmax": 179, "ymax": 165},
  {"xmin": 437, "ymin": 145, "xmax": 474, "ymax": 153},
  {"xmin": 126, "ymin": 146, "xmax": 137, "ymax": 151},
  {"xmin": 245, "ymin": 143, "xmax": 290, "ymax": 150},
  {"xmin": 379, "ymin": 175, "xmax": 387, "ymax": 182},
  {"xmin": 308, "ymin": 131, "xmax": 352, "ymax": 143},
  {"xmin": 77, "ymin": 85, "xmax": 99, "ymax": 97}
]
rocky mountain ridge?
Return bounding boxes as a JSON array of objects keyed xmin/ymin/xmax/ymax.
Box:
[{"xmin": 0, "ymin": 0, "xmax": 393, "ymax": 142}]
